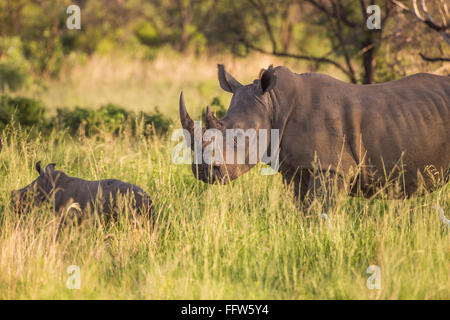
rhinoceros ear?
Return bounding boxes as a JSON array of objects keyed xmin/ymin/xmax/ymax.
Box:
[
  {"xmin": 45, "ymin": 163, "xmax": 56, "ymax": 175},
  {"xmin": 259, "ymin": 65, "xmax": 276, "ymax": 94},
  {"xmin": 218, "ymin": 64, "xmax": 242, "ymax": 93},
  {"xmin": 35, "ymin": 161, "xmax": 43, "ymax": 175}
]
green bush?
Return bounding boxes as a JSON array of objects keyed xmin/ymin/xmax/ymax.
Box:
[
  {"xmin": 55, "ymin": 104, "xmax": 131, "ymax": 136},
  {"xmin": 54, "ymin": 106, "xmax": 95, "ymax": 135},
  {"xmin": 0, "ymin": 94, "xmax": 172, "ymax": 136},
  {"xmin": 134, "ymin": 21, "xmax": 161, "ymax": 48},
  {"xmin": 55, "ymin": 104, "xmax": 172, "ymax": 136},
  {"xmin": 0, "ymin": 95, "xmax": 46, "ymax": 131},
  {"xmin": 99, "ymin": 104, "xmax": 130, "ymax": 133},
  {"xmin": 138, "ymin": 107, "xmax": 172, "ymax": 135},
  {"xmin": 0, "ymin": 37, "xmax": 32, "ymax": 91},
  {"xmin": 56, "ymin": 104, "xmax": 172, "ymax": 137}
]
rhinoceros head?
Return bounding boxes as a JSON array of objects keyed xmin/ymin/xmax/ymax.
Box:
[
  {"xmin": 179, "ymin": 64, "xmax": 277, "ymax": 184},
  {"xmin": 10, "ymin": 161, "xmax": 59, "ymax": 213}
]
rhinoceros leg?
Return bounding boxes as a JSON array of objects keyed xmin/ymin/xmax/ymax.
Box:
[
  {"xmin": 304, "ymin": 170, "xmax": 345, "ymax": 214},
  {"xmin": 282, "ymin": 169, "xmax": 346, "ymax": 214},
  {"xmin": 282, "ymin": 169, "xmax": 311, "ymax": 205}
]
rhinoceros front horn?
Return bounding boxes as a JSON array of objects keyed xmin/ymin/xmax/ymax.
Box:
[
  {"xmin": 179, "ymin": 92, "xmax": 195, "ymax": 146},
  {"xmin": 205, "ymin": 106, "xmax": 224, "ymax": 130}
]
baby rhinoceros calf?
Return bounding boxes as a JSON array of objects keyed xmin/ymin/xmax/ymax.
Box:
[{"xmin": 11, "ymin": 162, "xmax": 154, "ymax": 220}]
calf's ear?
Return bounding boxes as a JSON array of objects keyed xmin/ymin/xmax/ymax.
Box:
[
  {"xmin": 259, "ymin": 65, "xmax": 276, "ymax": 94},
  {"xmin": 218, "ymin": 64, "xmax": 243, "ymax": 93},
  {"xmin": 35, "ymin": 161, "xmax": 43, "ymax": 175},
  {"xmin": 45, "ymin": 163, "xmax": 56, "ymax": 175}
]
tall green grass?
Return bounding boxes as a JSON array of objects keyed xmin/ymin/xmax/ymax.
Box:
[{"xmin": 0, "ymin": 125, "xmax": 448, "ymax": 299}]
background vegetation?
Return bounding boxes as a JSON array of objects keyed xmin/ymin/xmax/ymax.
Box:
[{"xmin": 0, "ymin": 0, "xmax": 448, "ymax": 299}]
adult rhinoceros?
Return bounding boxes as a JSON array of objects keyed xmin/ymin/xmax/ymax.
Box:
[{"xmin": 179, "ymin": 65, "xmax": 449, "ymax": 204}]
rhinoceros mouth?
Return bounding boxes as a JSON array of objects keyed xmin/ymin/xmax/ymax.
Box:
[{"xmin": 191, "ymin": 163, "xmax": 228, "ymax": 184}]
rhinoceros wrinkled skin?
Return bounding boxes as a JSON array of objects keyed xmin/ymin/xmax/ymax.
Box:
[
  {"xmin": 180, "ymin": 64, "xmax": 450, "ymax": 203},
  {"xmin": 11, "ymin": 162, "xmax": 154, "ymax": 218}
]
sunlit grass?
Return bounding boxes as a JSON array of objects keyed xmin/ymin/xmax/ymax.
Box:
[{"xmin": 0, "ymin": 126, "xmax": 448, "ymax": 299}]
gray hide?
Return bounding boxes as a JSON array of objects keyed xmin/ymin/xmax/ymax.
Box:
[
  {"xmin": 11, "ymin": 162, "xmax": 154, "ymax": 218},
  {"xmin": 180, "ymin": 65, "xmax": 449, "ymax": 202}
]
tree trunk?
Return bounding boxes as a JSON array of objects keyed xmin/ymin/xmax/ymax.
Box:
[
  {"xmin": 280, "ymin": 4, "xmax": 293, "ymax": 52},
  {"xmin": 177, "ymin": 0, "xmax": 194, "ymax": 52},
  {"xmin": 362, "ymin": 39, "xmax": 376, "ymax": 84}
]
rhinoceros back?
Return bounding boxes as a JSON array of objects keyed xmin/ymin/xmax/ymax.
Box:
[{"xmin": 282, "ymin": 71, "xmax": 449, "ymax": 196}]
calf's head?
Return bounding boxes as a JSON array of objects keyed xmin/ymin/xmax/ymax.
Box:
[
  {"xmin": 10, "ymin": 162, "xmax": 59, "ymax": 213},
  {"xmin": 179, "ymin": 65, "xmax": 278, "ymax": 184}
]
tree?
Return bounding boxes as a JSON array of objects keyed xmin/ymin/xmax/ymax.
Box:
[
  {"xmin": 224, "ymin": 0, "xmax": 394, "ymax": 84},
  {"xmin": 139, "ymin": 0, "xmax": 219, "ymax": 53},
  {"xmin": 390, "ymin": 0, "xmax": 449, "ymax": 62}
]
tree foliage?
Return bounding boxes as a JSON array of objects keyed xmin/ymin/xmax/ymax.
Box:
[{"xmin": 0, "ymin": 0, "xmax": 448, "ymax": 87}]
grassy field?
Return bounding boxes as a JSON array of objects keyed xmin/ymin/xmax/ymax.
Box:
[
  {"xmin": 1, "ymin": 124, "xmax": 449, "ymax": 299},
  {"xmin": 0, "ymin": 54, "xmax": 449, "ymax": 299}
]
